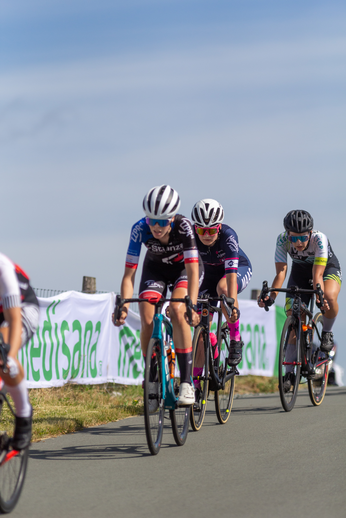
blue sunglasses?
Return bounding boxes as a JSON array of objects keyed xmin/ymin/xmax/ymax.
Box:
[
  {"xmin": 288, "ymin": 234, "xmax": 309, "ymax": 243},
  {"xmin": 146, "ymin": 217, "xmax": 171, "ymax": 227}
]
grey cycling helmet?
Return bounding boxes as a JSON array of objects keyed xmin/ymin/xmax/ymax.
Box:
[
  {"xmin": 143, "ymin": 185, "xmax": 180, "ymax": 219},
  {"xmin": 283, "ymin": 210, "xmax": 313, "ymax": 233},
  {"xmin": 191, "ymin": 199, "xmax": 224, "ymax": 227}
]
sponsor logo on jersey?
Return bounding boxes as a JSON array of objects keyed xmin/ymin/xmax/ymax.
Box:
[
  {"xmin": 145, "ymin": 280, "xmax": 164, "ymax": 289},
  {"xmin": 178, "ymin": 218, "xmax": 194, "ymax": 238},
  {"xmin": 226, "ymin": 235, "xmax": 239, "ymax": 252},
  {"xmin": 225, "ymin": 259, "xmax": 239, "ymax": 269},
  {"xmin": 131, "ymin": 223, "xmax": 143, "ymax": 243},
  {"xmin": 19, "ymin": 282, "xmax": 29, "ymax": 290},
  {"xmin": 150, "ymin": 243, "xmax": 183, "ymax": 253}
]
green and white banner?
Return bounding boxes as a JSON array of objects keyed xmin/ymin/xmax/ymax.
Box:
[{"xmin": 19, "ymin": 291, "xmax": 285, "ymax": 388}]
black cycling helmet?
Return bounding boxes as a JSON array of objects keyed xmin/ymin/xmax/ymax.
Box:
[{"xmin": 283, "ymin": 210, "xmax": 314, "ymax": 233}]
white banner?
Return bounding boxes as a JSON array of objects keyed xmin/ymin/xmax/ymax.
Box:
[{"xmin": 19, "ymin": 292, "xmax": 277, "ymax": 388}]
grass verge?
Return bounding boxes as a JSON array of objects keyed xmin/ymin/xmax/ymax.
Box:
[{"xmin": 1, "ymin": 376, "xmax": 277, "ymax": 443}]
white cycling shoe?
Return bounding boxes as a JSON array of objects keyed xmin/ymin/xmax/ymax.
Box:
[
  {"xmin": 178, "ymin": 382, "xmax": 195, "ymax": 406},
  {"xmin": 148, "ymin": 382, "xmax": 159, "ymax": 413}
]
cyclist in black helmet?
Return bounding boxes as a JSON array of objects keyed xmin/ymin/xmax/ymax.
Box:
[{"xmin": 258, "ymin": 210, "xmax": 341, "ymax": 390}]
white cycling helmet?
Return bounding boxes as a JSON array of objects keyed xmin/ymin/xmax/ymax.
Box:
[
  {"xmin": 143, "ymin": 185, "xmax": 181, "ymax": 219},
  {"xmin": 191, "ymin": 199, "xmax": 224, "ymax": 227}
]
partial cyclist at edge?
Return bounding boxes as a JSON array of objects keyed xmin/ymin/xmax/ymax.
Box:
[
  {"xmin": 0, "ymin": 253, "xmax": 39, "ymax": 449},
  {"xmin": 191, "ymin": 199, "xmax": 252, "ymax": 368},
  {"xmin": 113, "ymin": 185, "xmax": 202, "ymax": 408},
  {"xmin": 258, "ymin": 209, "xmax": 342, "ymax": 390}
]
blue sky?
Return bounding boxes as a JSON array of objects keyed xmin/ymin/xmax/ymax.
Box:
[{"xmin": 2, "ymin": 1, "xmax": 346, "ymax": 369}]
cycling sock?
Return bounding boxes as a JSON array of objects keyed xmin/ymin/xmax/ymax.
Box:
[
  {"xmin": 6, "ymin": 379, "xmax": 31, "ymax": 418},
  {"xmin": 176, "ymin": 348, "xmax": 193, "ymax": 384},
  {"xmin": 322, "ymin": 316, "xmax": 336, "ymax": 333},
  {"xmin": 228, "ymin": 320, "xmax": 241, "ymax": 341},
  {"xmin": 210, "ymin": 332, "xmax": 219, "ymax": 359}
]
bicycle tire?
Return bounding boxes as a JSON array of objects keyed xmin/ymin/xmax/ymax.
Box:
[
  {"xmin": 170, "ymin": 379, "xmax": 190, "ymax": 446},
  {"xmin": 143, "ymin": 339, "xmax": 164, "ymax": 455},
  {"xmin": 278, "ymin": 316, "xmax": 301, "ymax": 412},
  {"xmin": 214, "ymin": 324, "xmax": 235, "ymax": 424},
  {"xmin": 0, "ymin": 393, "xmax": 30, "ymax": 514},
  {"xmin": 308, "ymin": 312, "xmax": 329, "ymax": 406},
  {"xmin": 190, "ymin": 325, "xmax": 209, "ymax": 431}
]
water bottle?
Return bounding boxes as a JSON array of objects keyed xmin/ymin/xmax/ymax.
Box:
[{"xmin": 166, "ymin": 342, "xmax": 176, "ymax": 379}]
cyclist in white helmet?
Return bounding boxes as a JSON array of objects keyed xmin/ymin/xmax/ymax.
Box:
[
  {"xmin": 114, "ymin": 185, "xmax": 203, "ymax": 408},
  {"xmin": 191, "ymin": 199, "xmax": 252, "ymax": 370}
]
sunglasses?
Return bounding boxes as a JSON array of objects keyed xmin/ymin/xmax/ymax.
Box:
[
  {"xmin": 288, "ymin": 234, "xmax": 310, "ymax": 243},
  {"xmin": 195, "ymin": 225, "xmax": 220, "ymax": 236},
  {"xmin": 146, "ymin": 218, "xmax": 171, "ymax": 227}
]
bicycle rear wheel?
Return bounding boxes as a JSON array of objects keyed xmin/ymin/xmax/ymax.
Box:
[
  {"xmin": 278, "ymin": 316, "xmax": 301, "ymax": 412},
  {"xmin": 308, "ymin": 312, "xmax": 329, "ymax": 406},
  {"xmin": 0, "ymin": 393, "xmax": 30, "ymax": 514},
  {"xmin": 170, "ymin": 379, "xmax": 190, "ymax": 447},
  {"xmin": 190, "ymin": 325, "xmax": 209, "ymax": 431},
  {"xmin": 143, "ymin": 339, "xmax": 164, "ymax": 455},
  {"xmin": 214, "ymin": 324, "xmax": 235, "ymax": 424}
]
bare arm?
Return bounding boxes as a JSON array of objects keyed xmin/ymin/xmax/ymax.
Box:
[
  {"xmin": 226, "ymin": 272, "xmax": 239, "ymax": 322},
  {"xmin": 3, "ymin": 306, "xmax": 22, "ymax": 358},
  {"xmin": 185, "ymin": 261, "xmax": 200, "ymax": 326},
  {"xmin": 258, "ymin": 262, "xmax": 287, "ymax": 307},
  {"xmin": 113, "ymin": 267, "xmax": 136, "ymax": 326},
  {"xmin": 313, "ymin": 264, "xmax": 330, "ymax": 311}
]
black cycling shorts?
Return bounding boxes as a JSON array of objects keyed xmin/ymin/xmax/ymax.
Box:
[
  {"xmin": 139, "ymin": 254, "xmax": 204, "ymax": 302},
  {"xmin": 285, "ymin": 262, "xmax": 342, "ymax": 312}
]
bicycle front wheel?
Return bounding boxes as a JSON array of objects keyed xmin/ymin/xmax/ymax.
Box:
[
  {"xmin": 278, "ymin": 316, "xmax": 301, "ymax": 412},
  {"xmin": 170, "ymin": 379, "xmax": 190, "ymax": 447},
  {"xmin": 308, "ymin": 312, "xmax": 329, "ymax": 406},
  {"xmin": 0, "ymin": 394, "xmax": 30, "ymax": 514},
  {"xmin": 143, "ymin": 339, "xmax": 164, "ymax": 455},
  {"xmin": 214, "ymin": 324, "xmax": 235, "ymax": 424},
  {"xmin": 190, "ymin": 325, "xmax": 209, "ymax": 431}
]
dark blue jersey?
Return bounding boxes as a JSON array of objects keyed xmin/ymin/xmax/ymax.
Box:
[{"xmin": 194, "ymin": 223, "xmax": 250, "ymax": 273}]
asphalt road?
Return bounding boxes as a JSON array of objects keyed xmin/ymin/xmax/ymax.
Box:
[{"xmin": 9, "ymin": 386, "xmax": 346, "ymax": 518}]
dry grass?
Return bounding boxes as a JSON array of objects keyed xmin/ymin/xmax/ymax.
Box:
[{"xmin": 1, "ymin": 377, "xmax": 277, "ymax": 443}]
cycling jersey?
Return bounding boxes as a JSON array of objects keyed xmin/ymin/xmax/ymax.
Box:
[
  {"xmin": 0, "ymin": 253, "xmax": 39, "ymax": 343},
  {"xmin": 126, "ymin": 214, "xmax": 199, "ymax": 268},
  {"xmin": 274, "ymin": 230, "xmax": 340, "ymax": 270},
  {"xmin": 194, "ymin": 223, "xmax": 250, "ymax": 272},
  {"xmin": 194, "ymin": 224, "xmax": 252, "ymax": 296}
]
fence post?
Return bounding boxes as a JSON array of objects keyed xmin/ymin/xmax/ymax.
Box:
[
  {"xmin": 82, "ymin": 276, "xmax": 96, "ymax": 294},
  {"xmin": 251, "ymin": 289, "xmax": 261, "ymax": 301}
]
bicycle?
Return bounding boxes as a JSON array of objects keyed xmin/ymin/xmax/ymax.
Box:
[
  {"xmin": 190, "ymin": 294, "xmax": 238, "ymax": 430},
  {"xmin": 115, "ymin": 295, "xmax": 195, "ymax": 455},
  {"xmin": 0, "ymin": 335, "xmax": 30, "ymax": 514},
  {"xmin": 259, "ymin": 281, "xmax": 331, "ymax": 412}
]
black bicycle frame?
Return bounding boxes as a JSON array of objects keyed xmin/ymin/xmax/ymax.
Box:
[{"xmin": 197, "ymin": 295, "xmax": 237, "ymax": 390}]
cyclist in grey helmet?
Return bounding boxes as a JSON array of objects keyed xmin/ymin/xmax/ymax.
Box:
[{"xmin": 258, "ymin": 209, "xmax": 341, "ymax": 391}]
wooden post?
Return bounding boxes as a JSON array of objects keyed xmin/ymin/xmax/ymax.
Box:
[
  {"xmin": 82, "ymin": 276, "xmax": 96, "ymax": 294},
  {"xmin": 251, "ymin": 289, "xmax": 261, "ymax": 301}
]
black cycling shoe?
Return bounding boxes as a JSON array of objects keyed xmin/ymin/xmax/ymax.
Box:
[
  {"xmin": 320, "ymin": 331, "xmax": 334, "ymax": 353},
  {"xmin": 12, "ymin": 411, "xmax": 33, "ymax": 450},
  {"xmin": 283, "ymin": 372, "xmax": 295, "ymax": 393},
  {"xmin": 228, "ymin": 340, "xmax": 244, "ymax": 366}
]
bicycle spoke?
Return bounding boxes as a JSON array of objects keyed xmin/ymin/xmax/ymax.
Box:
[
  {"xmin": 278, "ymin": 317, "xmax": 301, "ymax": 412},
  {"xmin": 308, "ymin": 312, "xmax": 329, "ymax": 406},
  {"xmin": 215, "ymin": 325, "xmax": 235, "ymax": 424}
]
